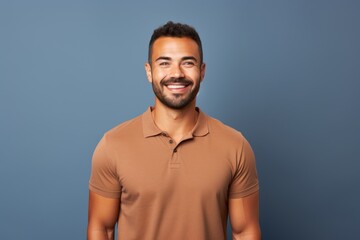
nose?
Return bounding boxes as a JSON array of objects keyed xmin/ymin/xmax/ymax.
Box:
[{"xmin": 169, "ymin": 64, "xmax": 185, "ymax": 78}]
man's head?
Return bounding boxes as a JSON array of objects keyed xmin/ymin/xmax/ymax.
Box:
[
  {"xmin": 148, "ymin": 21, "xmax": 203, "ymax": 66},
  {"xmin": 145, "ymin": 22, "xmax": 206, "ymax": 110}
]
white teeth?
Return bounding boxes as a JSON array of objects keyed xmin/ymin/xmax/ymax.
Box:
[{"xmin": 167, "ymin": 85, "xmax": 185, "ymax": 89}]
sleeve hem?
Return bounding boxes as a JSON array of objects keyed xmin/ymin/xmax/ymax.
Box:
[
  {"xmin": 229, "ymin": 183, "xmax": 259, "ymax": 199},
  {"xmin": 89, "ymin": 183, "xmax": 121, "ymax": 199}
]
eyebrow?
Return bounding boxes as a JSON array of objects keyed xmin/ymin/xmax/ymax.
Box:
[
  {"xmin": 155, "ymin": 56, "xmax": 171, "ymax": 62},
  {"xmin": 182, "ymin": 56, "xmax": 198, "ymax": 62},
  {"xmin": 155, "ymin": 56, "xmax": 198, "ymax": 62}
]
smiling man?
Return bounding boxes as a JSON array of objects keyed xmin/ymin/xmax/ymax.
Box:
[{"xmin": 87, "ymin": 21, "xmax": 260, "ymax": 240}]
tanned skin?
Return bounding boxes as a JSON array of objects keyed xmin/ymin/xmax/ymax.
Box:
[{"xmin": 87, "ymin": 192, "xmax": 119, "ymax": 240}]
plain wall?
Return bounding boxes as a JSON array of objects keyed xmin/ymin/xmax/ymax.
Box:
[{"xmin": 1, "ymin": 0, "xmax": 359, "ymax": 239}]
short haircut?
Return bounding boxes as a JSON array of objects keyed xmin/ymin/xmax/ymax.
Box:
[{"xmin": 148, "ymin": 21, "xmax": 203, "ymax": 65}]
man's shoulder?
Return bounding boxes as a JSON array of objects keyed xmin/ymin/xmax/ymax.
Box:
[
  {"xmin": 205, "ymin": 114, "xmax": 246, "ymax": 142},
  {"xmin": 103, "ymin": 113, "xmax": 143, "ymax": 140}
]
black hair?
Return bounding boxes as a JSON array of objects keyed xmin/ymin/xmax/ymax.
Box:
[{"xmin": 148, "ymin": 21, "xmax": 203, "ymax": 64}]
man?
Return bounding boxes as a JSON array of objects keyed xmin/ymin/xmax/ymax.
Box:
[{"xmin": 87, "ymin": 21, "xmax": 260, "ymax": 240}]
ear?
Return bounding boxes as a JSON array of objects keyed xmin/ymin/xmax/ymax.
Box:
[
  {"xmin": 200, "ymin": 63, "xmax": 206, "ymax": 82},
  {"xmin": 145, "ymin": 62, "xmax": 153, "ymax": 83}
]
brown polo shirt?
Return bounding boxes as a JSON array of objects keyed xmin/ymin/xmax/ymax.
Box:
[{"xmin": 89, "ymin": 107, "xmax": 259, "ymax": 240}]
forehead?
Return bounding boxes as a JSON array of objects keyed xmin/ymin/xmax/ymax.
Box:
[{"xmin": 151, "ymin": 37, "xmax": 200, "ymax": 60}]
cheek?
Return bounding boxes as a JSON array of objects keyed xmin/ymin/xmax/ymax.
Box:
[
  {"xmin": 186, "ymin": 71, "xmax": 201, "ymax": 81},
  {"xmin": 184, "ymin": 67, "xmax": 201, "ymax": 76},
  {"xmin": 152, "ymin": 69, "xmax": 168, "ymax": 80}
]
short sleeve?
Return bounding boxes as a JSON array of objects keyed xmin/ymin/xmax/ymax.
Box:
[
  {"xmin": 89, "ymin": 135, "xmax": 122, "ymax": 198},
  {"xmin": 229, "ymin": 138, "xmax": 259, "ymax": 198}
]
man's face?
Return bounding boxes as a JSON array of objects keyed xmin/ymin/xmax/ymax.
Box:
[{"xmin": 145, "ymin": 37, "xmax": 206, "ymax": 109}]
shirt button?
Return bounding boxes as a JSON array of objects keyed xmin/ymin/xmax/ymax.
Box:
[
  {"xmin": 169, "ymin": 139, "xmax": 173, "ymax": 144},
  {"xmin": 161, "ymin": 132, "xmax": 167, "ymax": 136}
]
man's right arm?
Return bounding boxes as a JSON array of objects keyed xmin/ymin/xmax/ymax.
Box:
[{"xmin": 87, "ymin": 190, "xmax": 120, "ymax": 240}]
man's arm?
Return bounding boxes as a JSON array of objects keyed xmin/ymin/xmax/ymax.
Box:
[
  {"xmin": 229, "ymin": 191, "xmax": 261, "ymax": 240},
  {"xmin": 87, "ymin": 190, "xmax": 120, "ymax": 240}
]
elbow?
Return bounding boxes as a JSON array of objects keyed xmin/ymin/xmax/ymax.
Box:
[
  {"xmin": 232, "ymin": 225, "xmax": 261, "ymax": 240},
  {"xmin": 87, "ymin": 223, "xmax": 115, "ymax": 240}
]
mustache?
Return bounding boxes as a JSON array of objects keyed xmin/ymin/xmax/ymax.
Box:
[{"xmin": 160, "ymin": 77, "xmax": 193, "ymax": 85}]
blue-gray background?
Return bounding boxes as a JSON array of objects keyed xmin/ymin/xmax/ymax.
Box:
[{"xmin": 1, "ymin": 0, "xmax": 359, "ymax": 239}]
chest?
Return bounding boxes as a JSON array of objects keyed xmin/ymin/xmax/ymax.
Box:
[{"xmin": 114, "ymin": 138, "xmax": 234, "ymax": 204}]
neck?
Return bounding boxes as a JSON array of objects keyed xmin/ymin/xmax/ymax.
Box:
[{"xmin": 152, "ymin": 99, "xmax": 198, "ymax": 143}]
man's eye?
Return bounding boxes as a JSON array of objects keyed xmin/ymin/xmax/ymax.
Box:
[
  {"xmin": 159, "ymin": 62, "xmax": 170, "ymax": 66},
  {"xmin": 183, "ymin": 61, "xmax": 195, "ymax": 66}
]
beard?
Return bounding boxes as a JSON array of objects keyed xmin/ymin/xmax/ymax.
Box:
[{"xmin": 152, "ymin": 77, "xmax": 200, "ymax": 109}]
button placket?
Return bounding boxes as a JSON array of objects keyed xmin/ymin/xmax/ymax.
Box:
[
  {"xmin": 158, "ymin": 132, "xmax": 181, "ymax": 168},
  {"xmin": 170, "ymin": 146, "xmax": 180, "ymax": 169}
]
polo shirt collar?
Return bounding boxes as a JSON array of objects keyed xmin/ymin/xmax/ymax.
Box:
[
  {"xmin": 142, "ymin": 107, "xmax": 209, "ymax": 138},
  {"xmin": 192, "ymin": 107, "xmax": 209, "ymax": 137}
]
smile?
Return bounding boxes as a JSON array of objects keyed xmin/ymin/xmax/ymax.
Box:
[
  {"xmin": 167, "ymin": 85, "xmax": 187, "ymax": 89},
  {"xmin": 164, "ymin": 83, "xmax": 192, "ymax": 93}
]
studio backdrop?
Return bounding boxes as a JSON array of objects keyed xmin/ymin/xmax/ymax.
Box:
[{"xmin": 0, "ymin": 0, "xmax": 359, "ymax": 239}]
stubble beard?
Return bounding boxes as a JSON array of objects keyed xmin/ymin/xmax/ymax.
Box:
[{"xmin": 152, "ymin": 77, "xmax": 200, "ymax": 110}]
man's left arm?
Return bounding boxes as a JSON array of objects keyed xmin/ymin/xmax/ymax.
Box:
[{"xmin": 229, "ymin": 191, "xmax": 261, "ymax": 240}]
